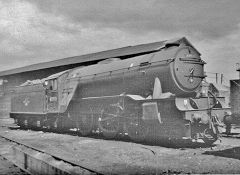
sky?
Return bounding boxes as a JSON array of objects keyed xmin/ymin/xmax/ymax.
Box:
[{"xmin": 0, "ymin": 0, "xmax": 240, "ymax": 84}]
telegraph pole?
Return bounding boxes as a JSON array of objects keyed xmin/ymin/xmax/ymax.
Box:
[{"xmin": 237, "ymin": 63, "xmax": 240, "ymax": 79}]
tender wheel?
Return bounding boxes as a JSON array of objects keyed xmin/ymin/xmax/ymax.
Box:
[
  {"xmin": 22, "ymin": 118, "xmax": 29, "ymax": 129},
  {"xmin": 125, "ymin": 118, "xmax": 149, "ymax": 142},
  {"xmin": 30, "ymin": 118, "xmax": 42, "ymax": 129},
  {"xmin": 27, "ymin": 117, "xmax": 37, "ymax": 129},
  {"xmin": 98, "ymin": 106, "xmax": 120, "ymax": 139},
  {"xmin": 202, "ymin": 128, "xmax": 218, "ymax": 145},
  {"xmin": 44, "ymin": 118, "xmax": 52, "ymax": 130},
  {"xmin": 17, "ymin": 117, "xmax": 25, "ymax": 128},
  {"xmin": 77, "ymin": 113, "xmax": 94, "ymax": 136}
]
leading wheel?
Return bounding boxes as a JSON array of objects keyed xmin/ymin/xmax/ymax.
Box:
[
  {"xmin": 98, "ymin": 105, "xmax": 120, "ymax": 139},
  {"xmin": 202, "ymin": 128, "xmax": 218, "ymax": 145}
]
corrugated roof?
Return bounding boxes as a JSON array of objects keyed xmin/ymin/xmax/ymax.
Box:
[{"xmin": 0, "ymin": 37, "xmax": 198, "ymax": 77}]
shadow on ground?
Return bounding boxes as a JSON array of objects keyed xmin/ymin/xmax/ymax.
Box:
[
  {"xmin": 203, "ymin": 147, "xmax": 240, "ymax": 160},
  {"xmin": 9, "ymin": 126, "xmax": 214, "ymax": 149}
]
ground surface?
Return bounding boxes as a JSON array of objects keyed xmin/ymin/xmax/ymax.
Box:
[
  {"xmin": 0, "ymin": 125, "xmax": 240, "ymax": 174},
  {"xmin": 0, "ymin": 119, "xmax": 29, "ymax": 175}
]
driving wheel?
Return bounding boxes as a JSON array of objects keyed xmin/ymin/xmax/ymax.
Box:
[
  {"xmin": 125, "ymin": 118, "xmax": 149, "ymax": 142},
  {"xmin": 98, "ymin": 105, "xmax": 120, "ymax": 139},
  {"xmin": 78, "ymin": 113, "xmax": 94, "ymax": 136}
]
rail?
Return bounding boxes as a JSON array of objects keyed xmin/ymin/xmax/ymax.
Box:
[{"xmin": 0, "ymin": 133, "xmax": 102, "ymax": 175}]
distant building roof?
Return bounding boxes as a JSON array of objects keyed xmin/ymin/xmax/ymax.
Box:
[
  {"xmin": 0, "ymin": 37, "xmax": 199, "ymax": 77},
  {"xmin": 211, "ymin": 83, "xmax": 230, "ymax": 92}
]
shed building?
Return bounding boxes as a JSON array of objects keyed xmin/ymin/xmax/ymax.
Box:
[{"xmin": 0, "ymin": 37, "xmax": 195, "ymax": 120}]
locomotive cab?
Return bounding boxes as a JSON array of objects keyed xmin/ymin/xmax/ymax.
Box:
[
  {"xmin": 44, "ymin": 78, "xmax": 58, "ymax": 112},
  {"xmin": 42, "ymin": 69, "xmax": 71, "ymax": 113}
]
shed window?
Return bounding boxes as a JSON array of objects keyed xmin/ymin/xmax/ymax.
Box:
[
  {"xmin": 49, "ymin": 79, "xmax": 58, "ymax": 90},
  {"xmin": 52, "ymin": 79, "xmax": 58, "ymax": 90}
]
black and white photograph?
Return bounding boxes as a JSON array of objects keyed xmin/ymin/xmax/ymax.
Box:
[{"xmin": 0, "ymin": 0, "xmax": 240, "ymax": 174}]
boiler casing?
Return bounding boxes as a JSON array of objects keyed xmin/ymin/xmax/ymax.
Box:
[{"xmin": 68, "ymin": 45, "xmax": 205, "ymax": 100}]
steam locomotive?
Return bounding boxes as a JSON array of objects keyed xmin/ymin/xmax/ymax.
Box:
[{"xmin": 10, "ymin": 37, "xmax": 228, "ymax": 144}]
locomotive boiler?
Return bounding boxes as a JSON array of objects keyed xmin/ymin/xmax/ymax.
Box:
[{"xmin": 10, "ymin": 37, "xmax": 226, "ymax": 144}]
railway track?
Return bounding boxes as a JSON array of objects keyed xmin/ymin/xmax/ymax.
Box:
[
  {"xmin": 220, "ymin": 126, "xmax": 240, "ymax": 139},
  {"xmin": 0, "ymin": 154, "xmax": 28, "ymax": 175},
  {"xmin": 0, "ymin": 133, "xmax": 101, "ymax": 175},
  {"xmin": 1, "ymin": 126, "xmax": 240, "ymax": 174},
  {"xmin": 221, "ymin": 133, "xmax": 240, "ymax": 139},
  {"xmin": 7, "ymin": 126, "xmax": 212, "ymax": 149}
]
